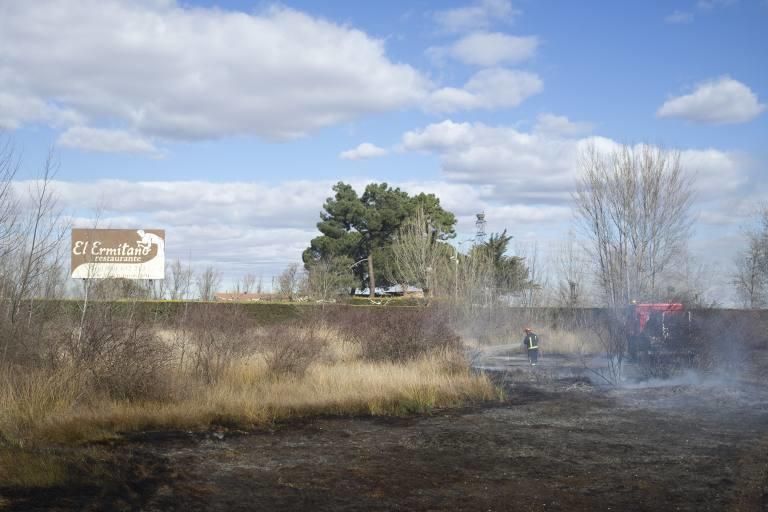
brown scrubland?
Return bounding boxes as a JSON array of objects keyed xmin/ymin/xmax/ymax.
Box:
[{"xmin": 0, "ymin": 305, "xmax": 498, "ymax": 447}]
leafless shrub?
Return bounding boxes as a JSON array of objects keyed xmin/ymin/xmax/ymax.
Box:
[
  {"xmin": 261, "ymin": 322, "xmax": 326, "ymax": 376},
  {"xmin": 581, "ymin": 313, "xmax": 626, "ymax": 385},
  {"xmin": 334, "ymin": 307, "xmax": 461, "ymax": 363},
  {"xmin": 186, "ymin": 305, "xmax": 257, "ymax": 383},
  {"xmin": 61, "ymin": 303, "xmax": 172, "ymax": 400}
]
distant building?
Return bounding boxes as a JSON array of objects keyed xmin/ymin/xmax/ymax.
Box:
[
  {"xmin": 214, "ymin": 292, "xmax": 279, "ymax": 302},
  {"xmin": 354, "ymin": 285, "xmax": 424, "ymax": 298}
]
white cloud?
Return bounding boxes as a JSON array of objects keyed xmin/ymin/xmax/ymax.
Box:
[
  {"xmin": 679, "ymin": 148, "xmax": 749, "ymax": 195},
  {"xmin": 399, "ymin": 120, "xmax": 754, "ymax": 282},
  {"xmin": 534, "ymin": 113, "xmax": 592, "ymax": 136},
  {"xmin": 46, "ymin": 179, "xmax": 335, "ymax": 229},
  {"xmin": 0, "ymin": 1, "xmax": 429, "ymax": 142},
  {"xmin": 433, "ymin": 0, "xmax": 519, "ymax": 33},
  {"xmin": 657, "ymin": 77, "xmax": 765, "ymax": 124},
  {"xmin": 401, "ymin": 182, "xmax": 572, "ymax": 228},
  {"xmin": 430, "ymin": 31, "xmax": 538, "ymax": 67},
  {"xmin": 403, "ymin": 120, "xmax": 582, "ymax": 200},
  {"xmin": 427, "ymin": 68, "xmax": 542, "ymax": 113},
  {"xmin": 0, "ymin": 92, "xmax": 82, "ymax": 130},
  {"xmin": 401, "ymin": 120, "xmax": 747, "ymax": 204},
  {"xmin": 57, "ymin": 126, "xmax": 159, "ymax": 155},
  {"xmin": 403, "ymin": 120, "xmax": 476, "ymax": 151},
  {"xmin": 664, "ymin": 10, "xmax": 694, "ymax": 23},
  {"xmin": 339, "ymin": 142, "xmax": 388, "ymax": 160}
]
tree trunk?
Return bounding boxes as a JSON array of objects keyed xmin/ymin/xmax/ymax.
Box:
[{"xmin": 367, "ymin": 254, "xmax": 376, "ymax": 298}]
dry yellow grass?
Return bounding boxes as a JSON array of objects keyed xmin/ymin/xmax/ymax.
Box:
[
  {"xmin": 1, "ymin": 318, "xmax": 497, "ymax": 490},
  {"xmin": 0, "ymin": 368, "xmax": 88, "ymax": 447},
  {"xmin": 0, "ymin": 349, "xmax": 496, "ymax": 447},
  {"xmin": 538, "ymin": 329, "xmax": 603, "ymax": 354},
  {"xmin": 0, "ymin": 310, "xmax": 501, "ymax": 490}
]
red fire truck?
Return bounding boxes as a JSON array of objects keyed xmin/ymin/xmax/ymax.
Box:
[{"xmin": 626, "ymin": 303, "xmax": 694, "ymax": 363}]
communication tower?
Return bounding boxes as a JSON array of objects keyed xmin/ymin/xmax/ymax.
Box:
[{"xmin": 475, "ymin": 212, "xmax": 487, "ymax": 245}]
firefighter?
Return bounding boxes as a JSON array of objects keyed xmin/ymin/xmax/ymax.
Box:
[{"xmin": 522, "ymin": 327, "xmax": 539, "ymax": 366}]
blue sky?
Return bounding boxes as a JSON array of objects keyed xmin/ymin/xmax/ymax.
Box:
[{"xmin": 1, "ymin": 0, "xmax": 766, "ymax": 301}]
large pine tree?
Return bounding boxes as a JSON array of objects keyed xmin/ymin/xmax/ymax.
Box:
[{"xmin": 303, "ymin": 182, "xmax": 456, "ymax": 296}]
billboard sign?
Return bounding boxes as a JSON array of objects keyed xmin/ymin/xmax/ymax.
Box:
[{"xmin": 71, "ymin": 229, "xmax": 165, "ymax": 279}]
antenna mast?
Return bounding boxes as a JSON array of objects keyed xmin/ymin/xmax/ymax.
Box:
[{"xmin": 475, "ymin": 212, "xmax": 487, "ymax": 245}]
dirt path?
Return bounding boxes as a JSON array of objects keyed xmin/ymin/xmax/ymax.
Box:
[{"xmin": 5, "ymin": 374, "xmax": 767, "ymax": 512}]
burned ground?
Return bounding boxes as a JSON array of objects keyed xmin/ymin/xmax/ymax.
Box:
[{"xmin": 3, "ymin": 349, "xmax": 767, "ymax": 512}]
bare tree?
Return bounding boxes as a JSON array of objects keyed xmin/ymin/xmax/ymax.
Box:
[
  {"xmin": 454, "ymin": 244, "xmax": 495, "ymax": 315},
  {"xmin": 142, "ymin": 262, "xmax": 169, "ymax": 299},
  {"xmin": 255, "ymin": 274, "xmax": 264, "ymax": 294},
  {"xmin": 733, "ymin": 207, "xmax": 768, "ymax": 308},
  {"xmin": 0, "ymin": 144, "xmax": 68, "ymax": 364},
  {"xmin": 168, "ymin": 258, "xmax": 194, "ymax": 300},
  {"xmin": 240, "ymin": 273, "xmax": 257, "ymax": 294},
  {"xmin": 554, "ymin": 232, "xmax": 589, "ymax": 307},
  {"xmin": 574, "ymin": 143, "xmax": 694, "ymax": 305},
  {"xmin": 390, "ymin": 207, "xmax": 452, "ymax": 297},
  {"xmin": 0, "ymin": 138, "xmax": 20, "ymax": 264},
  {"xmin": 196, "ymin": 266, "xmax": 221, "ymax": 301},
  {"xmin": 8, "ymin": 151, "xmax": 67, "ymax": 322},
  {"xmin": 307, "ymin": 256, "xmax": 356, "ymax": 300},
  {"xmin": 515, "ymin": 241, "xmax": 545, "ymax": 307},
  {"xmin": 277, "ymin": 263, "xmax": 302, "ymax": 301}
]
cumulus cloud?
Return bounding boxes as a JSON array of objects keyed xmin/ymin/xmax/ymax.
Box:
[
  {"xmin": 403, "ymin": 120, "xmax": 581, "ymax": 200},
  {"xmin": 679, "ymin": 148, "xmax": 749, "ymax": 195},
  {"xmin": 534, "ymin": 113, "xmax": 593, "ymax": 136},
  {"xmin": 403, "ymin": 120, "xmax": 476, "ymax": 151},
  {"xmin": 433, "ymin": 0, "xmax": 519, "ymax": 33},
  {"xmin": 0, "ymin": 0, "xmax": 429, "ymax": 142},
  {"xmin": 402, "ymin": 120, "xmax": 748, "ymax": 204},
  {"xmin": 0, "ymin": 92, "xmax": 82, "ymax": 130},
  {"xmin": 45, "ymin": 180, "xmax": 335, "ymax": 230},
  {"xmin": 427, "ymin": 68, "xmax": 542, "ymax": 113},
  {"xmin": 657, "ymin": 77, "xmax": 765, "ymax": 124},
  {"xmin": 339, "ymin": 143, "xmax": 389, "ymax": 160},
  {"xmin": 57, "ymin": 126, "xmax": 159, "ymax": 155},
  {"xmin": 429, "ymin": 32, "xmax": 538, "ymax": 67}
]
